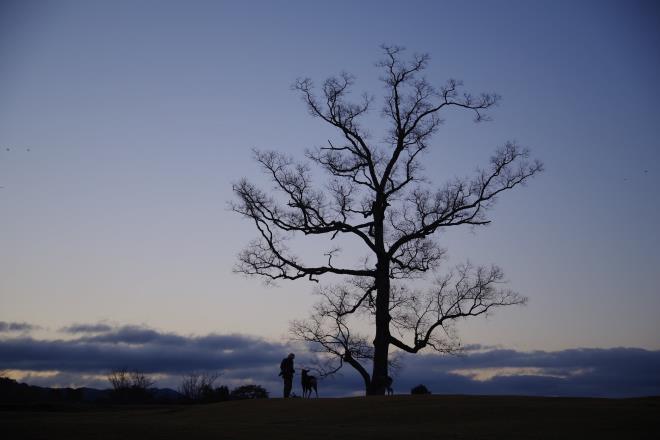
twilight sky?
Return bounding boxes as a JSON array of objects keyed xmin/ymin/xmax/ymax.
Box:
[{"xmin": 1, "ymin": 0, "xmax": 659, "ymax": 394}]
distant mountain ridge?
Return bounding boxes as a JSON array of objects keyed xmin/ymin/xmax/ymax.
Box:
[{"xmin": 0, "ymin": 377, "xmax": 182, "ymax": 403}]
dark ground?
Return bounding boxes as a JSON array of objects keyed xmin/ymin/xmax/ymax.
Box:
[{"xmin": 2, "ymin": 395, "xmax": 659, "ymax": 439}]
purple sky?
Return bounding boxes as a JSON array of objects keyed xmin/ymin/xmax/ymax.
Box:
[{"xmin": 1, "ymin": 0, "xmax": 659, "ymax": 394}]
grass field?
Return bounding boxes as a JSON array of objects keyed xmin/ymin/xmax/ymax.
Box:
[{"xmin": 2, "ymin": 395, "xmax": 659, "ymax": 439}]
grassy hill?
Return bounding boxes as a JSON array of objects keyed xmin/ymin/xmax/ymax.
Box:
[{"xmin": 2, "ymin": 395, "xmax": 658, "ymax": 439}]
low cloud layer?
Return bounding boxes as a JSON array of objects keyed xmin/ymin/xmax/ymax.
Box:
[
  {"xmin": 397, "ymin": 347, "xmax": 660, "ymax": 398},
  {"xmin": 1, "ymin": 323, "xmax": 658, "ymax": 397},
  {"xmin": 60, "ymin": 323, "xmax": 114, "ymax": 334},
  {"xmin": 0, "ymin": 321, "xmax": 40, "ymax": 332},
  {"xmin": 1, "ymin": 326, "xmax": 287, "ymax": 374}
]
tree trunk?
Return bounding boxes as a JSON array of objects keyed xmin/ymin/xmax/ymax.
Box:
[
  {"xmin": 368, "ymin": 260, "xmax": 391, "ymax": 395},
  {"xmin": 367, "ymin": 197, "xmax": 391, "ymax": 396},
  {"xmin": 344, "ymin": 353, "xmax": 371, "ymax": 393}
]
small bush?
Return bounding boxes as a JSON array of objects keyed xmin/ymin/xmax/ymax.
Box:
[
  {"xmin": 230, "ymin": 384, "xmax": 269, "ymax": 400},
  {"xmin": 411, "ymin": 384, "xmax": 431, "ymax": 395}
]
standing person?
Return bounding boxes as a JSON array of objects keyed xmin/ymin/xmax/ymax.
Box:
[{"xmin": 279, "ymin": 353, "xmax": 295, "ymax": 398}]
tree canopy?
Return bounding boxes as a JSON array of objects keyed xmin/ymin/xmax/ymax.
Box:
[{"xmin": 233, "ymin": 45, "xmax": 542, "ymax": 395}]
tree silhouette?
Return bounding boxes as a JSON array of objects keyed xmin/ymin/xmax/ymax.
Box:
[
  {"xmin": 107, "ymin": 368, "xmax": 154, "ymax": 402},
  {"xmin": 178, "ymin": 372, "xmax": 225, "ymax": 403},
  {"xmin": 230, "ymin": 384, "xmax": 269, "ymax": 400},
  {"xmin": 411, "ymin": 384, "xmax": 432, "ymax": 395},
  {"xmin": 233, "ymin": 45, "xmax": 542, "ymax": 395}
]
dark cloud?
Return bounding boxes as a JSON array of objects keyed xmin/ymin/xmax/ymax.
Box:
[
  {"xmin": 401, "ymin": 346, "xmax": 660, "ymax": 374},
  {"xmin": 394, "ymin": 348, "xmax": 660, "ymax": 398},
  {"xmin": 0, "ymin": 335, "xmax": 288, "ymax": 374},
  {"xmin": 1, "ymin": 324, "xmax": 659, "ymax": 397},
  {"xmin": 0, "ymin": 321, "xmax": 39, "ymax": 332},
  {"xmin": 78, "ymin": 325, "xmax": 188, "ymax": 345},
  {"xmin": 60, "ymin": 323, "xmax": 113, "ymax": 333},
  {"xmin": 0, "ymin": 324, "xmax": 301, "ymax": 394}
]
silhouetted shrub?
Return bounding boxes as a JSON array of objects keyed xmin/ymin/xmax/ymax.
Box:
[
  {"xmin": 411, "ymin": 384, "xmax": 431, "ymax": 395},
  {"xmin": 197, "ymin": 384, "xmax": 230, "ymax": 403},
  {"xmin": 230, "ymin": 384, "xmax": 269, "ymax": 400},
  {"xmin": 107, "ymin": 368, "xmax": 155, "ymax": 403},
  {"xmin": 207, "ymin": 385, "xmax": 230, "ymax": 402},
  {"xmin": 179, "ymin": 372, "xmax": 222, "ymax": 402}
]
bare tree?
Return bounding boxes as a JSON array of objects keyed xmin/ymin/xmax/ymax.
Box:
[
  {"xmin": 108, "ymin": 368, "xmax": 155, "ymax": 391},
  {"xmin": 107, "ymin": 368, "xmax": 131, "ymax": 391},
  {"xmin": 129, "ymin": 370, "xmax": 155, "ymax": 390},
  {"xmin": 178, "ymin": 372, "xmax": 221, "ymax": 402},
  {"xmin": 233, "ymin": 45, "xmax": 542, "ymax": 395},
  {"xmin": 107, "ymin": 368, "xmax": 155, "ymax": 402}
]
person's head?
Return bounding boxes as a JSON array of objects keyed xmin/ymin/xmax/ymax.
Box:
[{"xmin": 288, "ymin": 353, "xmax": 295, "ymax": 359}]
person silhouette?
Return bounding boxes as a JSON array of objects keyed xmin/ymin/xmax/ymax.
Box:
[{"xmin": 279, "ymin": 353, "xmax": 295, "ymax": 398}]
